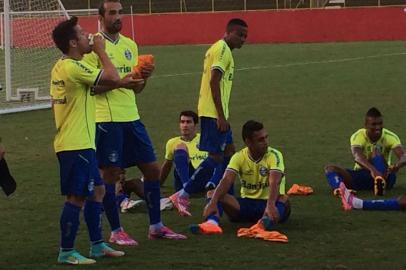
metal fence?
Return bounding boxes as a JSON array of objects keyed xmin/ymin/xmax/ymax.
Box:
[{"xmin": 60, "ymin": 0, "xmax": 406, "ymax": 14}]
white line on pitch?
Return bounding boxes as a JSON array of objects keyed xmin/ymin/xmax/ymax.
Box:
[{"xmin": 153, "ymin": 51, "xmax": 406, "ymax": 78}]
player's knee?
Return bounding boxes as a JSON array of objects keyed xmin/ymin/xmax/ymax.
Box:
[
  {"xmin": 141, "ymin": 162, "xmax": 161, "ymax": 180},
  {"xmin": 92, "ymin": 184, "xmax": 106, "ymax": 202},
  {"xmin": 206, "ymin": 190, "xmax": 215, "ymax": 198},
  {"xmin": 174, "ymin": 143, "xmax": 188, "ymax": 152},
  {"xmin": 208, "ymin": 153, "xmax": 223, "ymax": 163},
  {"xmin": 100, "ymin": 166, "xmax": 122, "ymax": 184},
  {"xmin": 324, "ymin": 164, "xmax": 336, "ymax": 173},
  {"xmin": 397, "ymin": 195, "xmax": 406, "ymax": 211},
  {"xmin": 66, "ymin": 195, "xmax": 86, "ymax": 207}
]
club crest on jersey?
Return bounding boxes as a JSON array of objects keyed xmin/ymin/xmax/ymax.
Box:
[
  {"xmin": 109, "ymin": 151, "xmax": 119, "ymax": 163},
  {"xmin": 259, "ymin": 166, "xmax": 268, "ymax": 177},
  {"xmin": 88, "ymin": 179, "xmax": 94, "ymax": 192},
  {"xmin": 124, "ymin": 49, "xmax": 132, "ymax": 60}
]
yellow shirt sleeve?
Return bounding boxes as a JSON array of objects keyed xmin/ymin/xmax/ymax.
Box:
[
  {"xmin": 227, "ymin": 151, "xmax": 242, "ymax": 174},
  {"xmin": 384, "ymin": 130, "xmax": 401, "ymax": 149},
  {"xmin": 350, "ymin": 130, "xmax": 365, "ymax": 147},
  {"xmin": 211, "ymin": 42, "xmax": 229, "ymax": 73},
  {"xmin": 269, "ymin": 149, "xmax": 285, "ymax": 174},
  {"xmin": 68, "ymin": 60, "xmax": 102, "ymax": 87}
]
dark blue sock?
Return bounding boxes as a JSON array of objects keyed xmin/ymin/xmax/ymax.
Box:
[
  {"xmin": 144, "ymin": 180, "xmax": 161, "ymax": 225},
  {"xmin": 173, "ymin": 149, "xmax": 190, "ymax": 187},
  {"xmin": 103, "ymin": 183, "xmax": 121, "ymax": 231},
  {"xmin": 116, "ymin": 192, "xmax": 127, "ymax": 206},
  {"xmin": 371, "ymin": 155, "xmax": 386, "ymax": 175},
  {"xmin": 60, "ymin": 202, "xmax": 81, "ymax": 250},
  {"xmin": 363, "ymin": 199, "xmax": 400, "ymax": 210},
  {"xmin": 325, "ymin": 171, "xmax": 342, "ymax": 189},
  {"xmin": 207, "ymin": 214, "xmax": 220, "ymax": 224},
  {"xmin": 84, "ymin": 200, "xmax": 103, "ymax": 243}
]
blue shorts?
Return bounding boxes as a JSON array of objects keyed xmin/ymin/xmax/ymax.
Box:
[
  {"xmin": 57, "ymin": 149, "xmax": 103, "ymax": 197},
  {"xmin": 199, "ymin": 117, "xmax": 233, "ymax": 154},
  {"xmin": 231, "ymin": 198, "xmax": 287, "ymax": 223},
  {"xmin": 96, "ymin": 120, "xmax": 156, "ymax": 168},
  {"xmin": 346, "ymin": 169, "xmax": 396, "ymax": 190}
]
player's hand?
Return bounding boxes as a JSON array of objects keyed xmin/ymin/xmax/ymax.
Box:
[
  {"xmin": 140, "ymin": 64, "xmax": 155, "ymax": 79},
  {"xmin": 203, "ymin": 201, "xmax": 218, "ymax": 219},
  {"xmin": 119, "ymin": 73, "xmax": 145, "ymax": 89},
  {"xmin": 370, "ymin": 168, "xmax": 383, "ymax": 180},
  {"xmin": 264, "ymin": 205, "xmax": 280, "ymax": 224},
  {"xmin": 216, "ymin": 116, "xmax": 229, "ymax": 133},
  {"xmin": 91, "ymin": 35, "xmax": 105, "ymax": 55},
  {"xmin": 387, "ymin": 165, "xmax": 399, "ymax": 175}
]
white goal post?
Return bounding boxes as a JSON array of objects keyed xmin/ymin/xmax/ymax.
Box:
[{"xmin": 0, "ymin": 0, "xmax": 99, "ymax": 114}]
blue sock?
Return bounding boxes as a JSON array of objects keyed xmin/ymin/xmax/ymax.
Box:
[
  {"xmin": 144, "ymin": 180, "xmax": 161, "ymax": 225},
  {"xmin": 84, "ymin": 200, "xmax": 103, "ymax": 243},
  {"xmin": 60, "ymin": 202, "xmax": 81, "ymax": 250},
  {"xmin": 262, "ymin": 201, "xmax": 286, "ymax": 229},
  {"xmin": 371, "ymin": 155, "xmax": 386, "ymax": 175},
  {"xmin": 325, "ymin": 171, "xmax": 342, "ymax": 189},
  {"xmin": 103, "ymin": 183, "xmax": 121, "ymax": 231},
  {"xmin": 116, "ymin": 192, "xmax": 127, "ymax": 206},
  {"xmin": 173, "ymin": 149, "xmax": 190, "ymax": 186},
  {"xmin": 363, "ymin": 199, "xmax": 400, "ymax": 210},
  {"xmin": 208, "ymin": 158, "xmax": 225, "ymax": 186}
]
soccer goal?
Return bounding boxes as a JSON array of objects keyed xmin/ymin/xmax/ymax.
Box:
[{"xmin": 0, "ymin": 0, "xmax": 99, "ymax": 114}]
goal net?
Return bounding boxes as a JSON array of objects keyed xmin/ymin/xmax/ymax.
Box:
[{"xmin": 0, "ymin": 0, "xmax": 99, "ymax": 114}]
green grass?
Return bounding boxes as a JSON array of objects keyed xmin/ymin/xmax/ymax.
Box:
[{"xmin": 1, "ymin": 41, "xmax": 406, "ymax": 269}]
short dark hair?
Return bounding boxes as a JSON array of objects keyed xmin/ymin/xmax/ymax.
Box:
[
  {"xmin": 99, "ymin": 0, "xmax": 120, "ymax": 16},
  {"xmin": 242, "ymin": 120, "xmax": 264, "ymax": 141},
  {"xmin": 179, "ymin": 110, "xmax": 198, "ymax": 124},
  {"xmin": 227, "ymin": 18, "xmax": 248, "ymax": 31},
  {"xmin": 52, "ymin": 16, "xmax": 78, "ymax": 54},
  {"xmin": 366, "ymin": 107, "xmax": 382, "ymax": 118}
]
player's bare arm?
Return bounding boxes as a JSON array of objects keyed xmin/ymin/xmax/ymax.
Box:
[
  {"xmin": 390, "ymin": 146, "xmax": 406, "ymax": 173},
  {"xmin": 159, "ymin": 159, "xmax": 173, "ymax": 185},
  {"xmin": 351, "ymin": 146, "xmax": 382, "ymax": 178},
  {"xmin": 210, "ymin": 69, "xmax": 229, "ymax": 132},
  {"xmin": 264, "ymin": 170, "xmax": 282, "ymax": 223},
  {"xmin": 203, "ymin": 170, "xmax": 235, "ymax": 219}
]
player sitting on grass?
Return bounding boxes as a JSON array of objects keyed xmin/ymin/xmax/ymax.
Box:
[
  {"xmin": 190, "ymin": 120, "xmax": 290, "ymax": 234},
  {"xmin": 160, "ymin": 111, "xmax": 213, "ymax": 216},
  {"xmin": 324, "ymin": 107, "xmax": 406, "ymax": 196},
  {"xmin": 339, "ymin": 182, "xmax": 406, "ymax": 211},
  {"xmin": 51, "ymin": 16, "xmax": 137, "ymax": 264}
]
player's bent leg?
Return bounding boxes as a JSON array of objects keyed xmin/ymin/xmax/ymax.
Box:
[{"xmin": 324, "ymin": 164, "xmax": 354, "ymax": 195}]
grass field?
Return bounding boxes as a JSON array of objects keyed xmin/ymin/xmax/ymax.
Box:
[{"xmin": 1, "ymin": 41, "xmax": 406, "ymax": 270}]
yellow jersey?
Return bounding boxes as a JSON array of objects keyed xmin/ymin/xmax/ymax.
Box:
[
  {"xmin": 227, "ymin": 147, "xmax": 286, "ymax": 200},
  {"xmin": 83, "ymin": 32, "xmax": 139, "ymax": 122},
  {"xmin": 350, "ymin": 128, "xmax": 401, "ymax": 170},
  {"xmin": 164, "ymin": 134, "xmax": 207, "ymax": 169},
  {"xmin": 50, "ymin": 57, "xmax": 102, "ymax": 152},
  {"xmin": 197, "ymin": 39, "xmax": 234, "ymax": 120}
]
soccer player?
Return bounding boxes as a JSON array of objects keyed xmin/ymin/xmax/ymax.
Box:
[
  {"xmin": 190, "ymin": 120, "xmax": 290, "ymax": 234},
  {"xmin": 84, "ymin": 0, "xmax": 186, "ymax": 242},
  {"xmin": 324, "ymin": 107, "xmax": 406, "ymax": 196},
  {"xmin": 171, "ymin": 18, "xmax": 248, "ymax": 215},
  {"xmin": 160, "ymin": 111, "xmax": 213, "ymax": 216},
  {"xmin": 0, "ymin": 140, "xmax": 16, "ymax": 196},
  {"xmin": 51, "ymin": 16, "xmax": 131, "ymax": 264},
  {"xmin": 339, "ymin": 182, "xmax": 406, "ymax": 211}
]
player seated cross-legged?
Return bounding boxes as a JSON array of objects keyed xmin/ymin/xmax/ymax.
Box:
[
  {"xmin": 324, "ymin": 107, "xmax": 406, "ymax": 196},
  {"xmin": 190, "ymin": 120, "xmax": 290, "ymax": 234}
]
